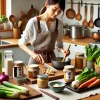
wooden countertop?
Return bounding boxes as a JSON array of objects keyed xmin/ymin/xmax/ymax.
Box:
[{"xmin": 0, "ymin": 35, "xmax": 95, "ymax": 48}]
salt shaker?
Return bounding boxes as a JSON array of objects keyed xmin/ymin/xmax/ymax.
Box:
[{"xmin": 4, "ymin": 50, "xmax": 14, "ymax": 78}]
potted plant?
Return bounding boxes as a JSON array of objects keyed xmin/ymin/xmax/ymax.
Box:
[
  {"xmin": 85, "ymin": 45, "xmax": 100, "ymax": 69},
  {"xmin": 0, "ymin": 15, "xmax": 8, "ymax": 30}
]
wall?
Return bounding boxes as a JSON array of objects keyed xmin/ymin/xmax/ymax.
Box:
[{"xmin": 6, "ymin": 0, "xmax": 100, "ymax": 37}]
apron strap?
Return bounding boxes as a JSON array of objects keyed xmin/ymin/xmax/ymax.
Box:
[
  {"xmin": 37, "ymin": 17, "xmax": 41, "ymax": 33},
  {"xmin": 55, "ymin": 18, "xmax": 58, "ymax": 33},
  {"xmin": 37, "ymin": 17, "xmax": 58, "ymax": 33}
]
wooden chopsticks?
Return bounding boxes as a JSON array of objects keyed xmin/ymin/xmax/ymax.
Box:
[{"xmin": 40, "ymin": 89, "xmax": 59, "ymax": 100}]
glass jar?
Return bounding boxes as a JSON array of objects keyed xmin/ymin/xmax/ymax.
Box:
[
  {"xmin": 4, "ymin": 50, "xmax": 14, "ymax": 77},
  {"xmin": 37, "ymin": 74, "xmax": 49, "ymax": 88},
  {"xmin": 63, "ymin": 65, "xmax": 75, "ymax": 83},
  {"xmin": 13, "ymin": 60, "xmax": 25, "ymax": 77},
  {"xmin": 28, "ymin": 64, "xmax": 39, "ymax": 78}
]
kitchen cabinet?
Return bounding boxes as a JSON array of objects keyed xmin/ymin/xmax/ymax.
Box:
[
  {"xmin": 1, "ymin": 45, "xmax": 33, "ymax": 67},
  {"xmin": 55, "ymin": 42, "xmax": 86, "ymax": 59}
]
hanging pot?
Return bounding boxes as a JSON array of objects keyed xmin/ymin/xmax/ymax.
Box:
[{"xmin": 92, "ymin": 30, "xmax": 100, "ymax": 40}]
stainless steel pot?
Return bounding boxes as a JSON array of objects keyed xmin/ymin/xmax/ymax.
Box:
[{"xmin": 67, "ymin": 25, "xmax": 86, "ymax": 39}]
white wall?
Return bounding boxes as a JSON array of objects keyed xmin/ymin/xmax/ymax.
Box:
[{"xmin": 6, "ymin": 0, "xmax": 100, "ymax": 37}]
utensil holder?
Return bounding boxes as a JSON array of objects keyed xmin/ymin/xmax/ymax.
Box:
[{"xmin": 13, "ymin": 28, "xmax": 21, "ymax": 39}]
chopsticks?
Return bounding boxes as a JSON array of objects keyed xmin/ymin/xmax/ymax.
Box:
[{"xmin": 40, "ymin": 89, "xmax": 59, "ymax": 100}]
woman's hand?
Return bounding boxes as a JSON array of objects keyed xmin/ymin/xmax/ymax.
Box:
[
  {"xmin": 63, "ymin": 49, "xmax": 70, "ymax": 57},
  {"xmin": 32, "ymin": 53, "xmax": 44, "ymax": 64}
]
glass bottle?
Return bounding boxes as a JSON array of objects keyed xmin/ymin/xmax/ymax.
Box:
[{"xmin": 4, "ymin": 50, "xmax": 14, "ymax": 78}]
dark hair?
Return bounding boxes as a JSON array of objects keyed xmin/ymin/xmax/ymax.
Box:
[{"xmin": 39, "ymin": 0, "xmax": 65, "ymax": 14}]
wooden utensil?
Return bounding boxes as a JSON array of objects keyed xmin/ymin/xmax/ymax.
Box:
[
  {"xmin": 66, "ymin": 0, "xmax": 76, "ymax": 19},
  {"xmin": 88, "ymin": 4, "xmax": 94, "ymax": 28},
  {"xmin": 75, "ymin": 2, "xmax": 82, "ymax": 21},
  {"xmin": 62, "ymin": 44, "xmax": 71, "ymax": 62},
  {"xmin": 82, "ymin": 4, "xmax": 88, "ymax": 27},
  {"xmin": 40, "ymin": 89, "xmax": 59, "ymax": 100}
]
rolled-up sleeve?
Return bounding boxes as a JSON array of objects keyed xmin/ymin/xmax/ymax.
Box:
[
  {"xmin": 55, "ymin": 20, "xmax": 63, "ymax": 49},
  {"xmin": 18, "ymin": 19, "xmax": 33, "ymax": 45}
]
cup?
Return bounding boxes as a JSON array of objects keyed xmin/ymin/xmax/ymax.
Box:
[{"xmin": 13, "ymin": 28, "xmax": 21, "ymax": 39}]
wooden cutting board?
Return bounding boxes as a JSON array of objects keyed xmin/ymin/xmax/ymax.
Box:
[
  {"xmin": 24, "ymin": 59, "xmax": 83, "ymax": 84},
  {"xmin": 0, "ymin": 79, "xmax": 42, "ymax": 100}
]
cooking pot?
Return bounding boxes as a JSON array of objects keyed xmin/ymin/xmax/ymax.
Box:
[
  {"xmin": 67, "ymin": 25, "xmax": 86, "ymax": 39},
  {"xmin": 92, "ymin": 30, "xmax": 100, "ymax": 40},
  {"xmin": 51, "ymin": 57, "xmax": 71, "ymax": 70}
]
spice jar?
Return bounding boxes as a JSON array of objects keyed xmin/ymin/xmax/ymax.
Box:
[
  {"xmin": 75, "ymin": 52, "xmax": 84, "ymax": 69},
  {"xmin": 63, "ymin": 65, "xmax": 75, "ymax": 83},
  {"xmin": 13, "ymin": 60, "xmax": 25, "ymax": 77},
  {"xmin": 37, "ymin": 74, "xmax": 49, "ymax": 88},
  {"xmin": 28, "ymin": 64, "xmax": 39, "ymax": 78}
]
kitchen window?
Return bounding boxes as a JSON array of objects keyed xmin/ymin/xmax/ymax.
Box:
[{"xmin": 0, "ymin": 0, "xmax": 6, "ymax": 16}]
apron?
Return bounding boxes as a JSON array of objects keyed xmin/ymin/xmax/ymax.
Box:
[{"xmin": 28, "ymin": 17, "xmax": 58, "ymax": 65}]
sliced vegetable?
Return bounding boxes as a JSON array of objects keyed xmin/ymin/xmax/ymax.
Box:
[
  {"xmin": 88, "ymin": 78, "xmax": 100, "ymax": 88},
  {"xmin": 0, "ymin": 85, "xmax": 20, "ymax": 98},
  {"xmin": 78, "ymin": 77, "xmax": 97, "ymax": 89},
  {"xmin": 2, "ymin": 81, "xmax": 29, "ymax": 94}
]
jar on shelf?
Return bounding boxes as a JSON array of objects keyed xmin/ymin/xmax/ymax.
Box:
[
  {"xmin": 37, "ymin": 74, "xmax": 49, "ymax": 88},
  {"xmin": 63, "ymin": 65, "xmax": 75, "ymax": 83},
  {"xmin": 4, "ymin": 50, "xmax": 14, "ymax": 78}
]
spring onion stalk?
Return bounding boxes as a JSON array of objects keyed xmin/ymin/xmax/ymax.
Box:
[
  {"xmin": 0, "ymin": 85, "xmax": 20, "ymax": 98},
  {"xmin": 2, "ymin": 81, "xmax": 29, "ymax": 94}
]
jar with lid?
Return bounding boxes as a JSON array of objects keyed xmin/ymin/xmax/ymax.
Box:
[
  {"xmin": 37, "ymin": 74, "xmax": 49, "ymax": 88},
  {"xmin": 4, "ymin": 50, "xmax": 14, "ymax": 78},
  {"xmin": 75, "ymin": 52, "xmax": 84, "ymax": 69},
  {"xmin": 28, "ymin": 64, "xmax": 39, "ymax": 78},
  {"xmin": 63, "ymin": 65, "xmax": 75, "ymax": 83},
  {"xmin": 13, "ymin": 60, "xmax": 25, "ymax": 77}
]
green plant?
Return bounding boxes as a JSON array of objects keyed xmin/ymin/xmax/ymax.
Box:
[
  {"xmin": 0, "ymin": 15, "xmax": 8, "ymax": 23},
  {"xmin": 85, "ymin": 45, "xmax": 100, "ymax": 61}
]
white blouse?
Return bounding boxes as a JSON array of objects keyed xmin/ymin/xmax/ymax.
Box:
[{"xmin": 18, "ymin": 17, "xmax": 64, "ymax": 49}]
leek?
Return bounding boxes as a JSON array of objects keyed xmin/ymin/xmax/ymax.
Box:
[
  {"xmin": 2, "ymin": 81, "xmax": 29, "ymax": 94},
  {"xmin": 0, "ymin": 85, "xmax": 20, "ymax": 98}
]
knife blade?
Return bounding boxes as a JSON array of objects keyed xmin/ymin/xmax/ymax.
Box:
[{"xmin": 44, "ymin": 63, "xmax": 57, "ymax": 72}]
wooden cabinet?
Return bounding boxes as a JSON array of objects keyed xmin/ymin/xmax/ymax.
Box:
[{"xmin": 55, "ymin": 42, "xmax": 86, "ymax": 59}]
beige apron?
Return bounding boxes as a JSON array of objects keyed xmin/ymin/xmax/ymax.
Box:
[{"xmin": 28, "ymin": 17, "xmax": 58, "ymax": 65}]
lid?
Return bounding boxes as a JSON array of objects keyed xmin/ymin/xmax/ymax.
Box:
[
  {"xmin": 28, "ymin": 64, "xmax": 39, "ymax": 68},
  {"xmin": 37, "ymin": 74, "xmax": 48, "ymax": 79},
  {"xmin": 64, "ymin": 65, "xmax": 75, "ymax": 69},
  {"xmin": 14, "ymin": 60, "xmax": 24, "ymax": 64}
]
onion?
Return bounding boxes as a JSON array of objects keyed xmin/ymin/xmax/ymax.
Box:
[
  {"xmin": 71, "ymin": 80, "xmax": 80, "ymax": 89},
  {"xmin": 0, "ymin": 72, "xmax": 9, "ymax": 83}
]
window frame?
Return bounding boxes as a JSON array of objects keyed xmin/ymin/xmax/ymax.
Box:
[{"xmin": 0, "ymin": 0, "xmax": 6, "ymax": 16}]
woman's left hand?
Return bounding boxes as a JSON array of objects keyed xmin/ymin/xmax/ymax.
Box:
[{"xmin": 63, "ymin": 49, "xmax": 70, "ymax": 57}]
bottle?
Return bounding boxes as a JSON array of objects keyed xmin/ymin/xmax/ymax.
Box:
[
  {"xmin": 0, "ymin": 51, "xmax": 2, "ymax": 74},
  {"xmin": 4, "ymin": 50, "xmax": 14, "ymax": 78}
]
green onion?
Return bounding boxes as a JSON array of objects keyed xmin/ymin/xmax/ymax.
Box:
[{"xmin": 2, "ymin": 81, "xmax": 29, "ymax": 94}]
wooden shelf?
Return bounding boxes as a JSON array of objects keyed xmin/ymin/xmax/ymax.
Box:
[{"xmin": 0, "ymin": 29, "xmax": 13, "ymax": 32}]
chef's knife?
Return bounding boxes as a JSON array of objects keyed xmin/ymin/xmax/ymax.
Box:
[{"xmin": 44, "ymin": 63, "xmax": 57, "ymax": 72}]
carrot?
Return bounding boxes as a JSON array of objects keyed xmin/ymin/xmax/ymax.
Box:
[
  {"xmin": 78, "ymin": 77, "xmax": 97, "ymax": 89},
  {"xmin": 88, "ymin": 78, "xmax": 100, "ymax": 88}
]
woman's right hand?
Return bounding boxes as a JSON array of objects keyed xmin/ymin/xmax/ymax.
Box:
[{"xmin": 32, "ymin": 53, "xmax": 44, "ymax": 64}]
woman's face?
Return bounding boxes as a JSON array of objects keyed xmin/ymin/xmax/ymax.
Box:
[{"xmin": 46, "ymin": 3, "xmax": 62, "ymax": 19}]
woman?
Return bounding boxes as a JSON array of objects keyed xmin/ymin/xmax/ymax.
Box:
[{"xmin": 18, "ymin": 0, "xmax": 70, "ymax": 65}]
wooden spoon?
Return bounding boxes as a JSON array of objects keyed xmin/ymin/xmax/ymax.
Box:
[
  {"xmin": 82, "ymin": 4, "xmax": 88, "ymax": 27},
  {"xmin": 75, "ymin": 2, "xmax": 82, "ymax": 21},
  {"xmin": 88, "ymin": 4, "xmax": 94, "ymax": 28}
]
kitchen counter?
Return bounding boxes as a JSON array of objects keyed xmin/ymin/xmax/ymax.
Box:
[{"xmin": 0, "ymin": 35, "xmax": 95, "ymax": 48}]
